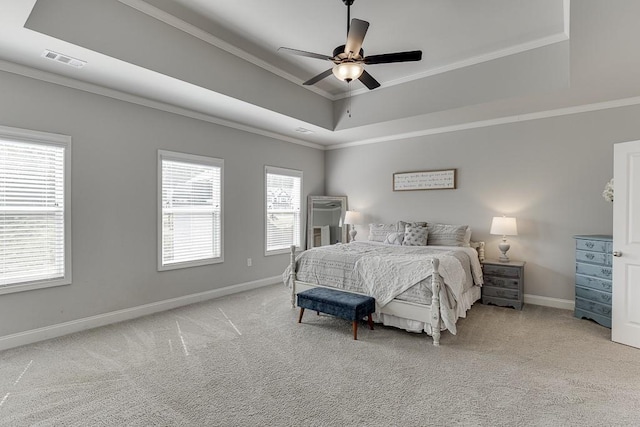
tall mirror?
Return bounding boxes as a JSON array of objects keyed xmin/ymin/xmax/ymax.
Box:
[{"xmin": 307, "ymin": 196, "xmax": 348, "ymax": 249}]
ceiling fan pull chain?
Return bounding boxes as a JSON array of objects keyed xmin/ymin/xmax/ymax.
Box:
[{"xmin": 347, "ymin": 82, "xmax": 352, "ymax": 118}]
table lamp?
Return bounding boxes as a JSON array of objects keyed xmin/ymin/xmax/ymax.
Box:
[
  {"xmin": 343, "ymin": 211, "xmax": 362, "ymax": 242},
  {"xmin": 490, "ymin": 216, "xmax": 518, "ymax": 262}
]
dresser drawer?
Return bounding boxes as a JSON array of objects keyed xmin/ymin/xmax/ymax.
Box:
[
  {"xmin": 483, "ymin": 264, "xmax": 521, "ymax": 279},
  {"xmin": 484, "ymin": 276, "xmax": 520, "ymax": 290},
  {"xmin": 575, "ymin": 297, "xmax": 612, "ymax": 317},
  {"xmin": 575, "ymin": 274, "xmax": 612, "ymax": 293},
  {"xmin": 575, "ymin": 262, "xmax": 612, "ymax": 280},
  {"xmin": 575, "ymin": 249, "xmax": 612, "ymax": 266},
  {"xmin": 482, "ymin": 286, "xmax": 519, "ymax": 300},
  {"xmin": 575, "ymin": 239, "xmax": 612, "ymax": 253},
  {"xmin": 575, "ymin": 286, "xmax": 612, "ymax": 306}
]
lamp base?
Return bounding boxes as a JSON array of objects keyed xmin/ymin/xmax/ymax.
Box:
[
  {"xmin": 349, "ymin": 228, "xmax": 357, "ymax": 243},
  {"xmin": 498, "ymin": 239, "xmax": 511, "ymax": 263}
]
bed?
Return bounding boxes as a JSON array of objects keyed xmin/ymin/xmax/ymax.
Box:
[{"xmin": 283, "ymin": 222, "xmax": 485, "ymax": 346}]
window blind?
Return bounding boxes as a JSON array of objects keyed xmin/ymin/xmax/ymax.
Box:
[
  {"xmin": 0, "ymin": 139, "xmax": 66, "ymax": 287},
  {"xmin": 265, "ymin": 167, "xmax": 302, "ymax": 253},
  {"xmin": 160, "ymin": 153, "xmax": 223, "ymax": 268}
]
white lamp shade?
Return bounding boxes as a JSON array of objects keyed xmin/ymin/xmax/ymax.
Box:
[
  {"xmin": 343, "ymin": 210, "xmax": 362, "ymax": 225},
  {"xmin": 490, "ymin": 216, "xmax": 518, "ymax": 236},
  {"xmin": 332, "ymin": 62, "xmax": 364, "ymax": 82}
]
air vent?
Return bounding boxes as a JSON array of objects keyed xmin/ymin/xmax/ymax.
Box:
[{"xmin": 41, "ymin": 50, "xmax": 86, "ymax": 68}]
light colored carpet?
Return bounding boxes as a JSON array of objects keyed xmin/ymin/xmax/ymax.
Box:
[{"xmin": 0, "ymin": 284, "xmax": 639, "ymax": 426}]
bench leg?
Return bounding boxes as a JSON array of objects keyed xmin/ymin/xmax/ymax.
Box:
[
  {"xmin": 298, "ymin": 308, "xmax": 305, "ymax": 323},
  {"xmin": 367, "ymin": 314, "xmax": 374, "ymax": 330},
  {"xmin": 353, "ymin": 320, "xmax": 358, "ymax": 340}
]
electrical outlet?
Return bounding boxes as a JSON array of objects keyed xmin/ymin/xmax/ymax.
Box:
[{"xmin": 247, "ymin": 258, "xmax": 252, "ymax": 267}]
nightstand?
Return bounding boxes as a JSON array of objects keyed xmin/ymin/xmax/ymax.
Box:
[{"xmin": 481, "ymin": 259, "xmax": 525, "ymax": 310}]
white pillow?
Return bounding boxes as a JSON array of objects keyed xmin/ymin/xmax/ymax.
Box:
[
  {"xmin": 368, "ymin": 223, "xmax": 397, "ymax": 242},
  {"xmin": 383, "ymin": 232, "xmax": 405, "ymax": 245},
  {"xmin": 427, "ymin": 223, "xmax": 471, "ymax": 247}
]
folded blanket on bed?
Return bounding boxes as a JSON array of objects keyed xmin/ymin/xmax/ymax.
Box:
[
  {"xmin": 355, "ymin": 251, "xmax": 464, "ymax": 306},
  {"xmin": 355, "ymin": 252, "xmax": 463, "ymax": 333}
]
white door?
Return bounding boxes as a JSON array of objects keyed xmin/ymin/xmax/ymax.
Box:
[{"xmin": 612, "ymin": 140, "xmax": 640, "ymax": 348}]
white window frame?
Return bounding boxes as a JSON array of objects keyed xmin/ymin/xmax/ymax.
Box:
[
  {"xmin": 0, "ymin": 125, "xmax": 72, "ymax": 295},
  {"xmin": 158, "ymin": 150, "xmax": 224, "ymax": 271},
  {"xmin": 265, "ymin": 165, "xmax": 303, "ymax": 256}
]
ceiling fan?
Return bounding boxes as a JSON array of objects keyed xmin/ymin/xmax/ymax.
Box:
[{"xmin": 278, "ymin": 0, "xmax": 422, "ymax": 90}]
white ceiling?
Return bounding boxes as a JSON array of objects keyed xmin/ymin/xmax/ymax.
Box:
[{"xmin": 0, "ymin": 0, "xmax": 568, "ymax": 147}]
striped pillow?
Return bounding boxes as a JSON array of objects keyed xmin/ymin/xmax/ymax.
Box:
[
  {"xmin": 368, "ymin": 223, "xmax": 398, "ymax": 242},
  {"xmin": 427, "ymin": 223, "xmax": 471, "ymax": 247}
]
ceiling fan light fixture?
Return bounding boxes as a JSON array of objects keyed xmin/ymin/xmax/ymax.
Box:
[{"xmin": 332, "ymin": 62, "xmax": 364, "ymax": 82}]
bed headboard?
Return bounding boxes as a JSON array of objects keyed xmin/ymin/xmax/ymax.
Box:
[{"xmin": 470, "ymin": 241, "xmax": 485, "ymax": 263}]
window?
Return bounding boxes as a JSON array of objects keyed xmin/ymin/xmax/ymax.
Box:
[
  {"xmin": 0, "ymin": 126, "xmax": 71, "ymax": 294},
  {"xmin": 265, "ymin": 166, "xmax": 302, "ymax": 255},
  {"xmin": 158, "ymin": 150, "xmax": 223, "ymax": 270}
]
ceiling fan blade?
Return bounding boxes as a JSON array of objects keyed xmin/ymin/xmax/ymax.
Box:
[
  {"xmin": 344, "ymin": 19, "xmax": 369, "ymax": 56},
  {"xmin": 303, "ymin": 69, "xmax": 334, "ymax": 86},
  {"xmin": 278, "ymin": 47, "xmax": 334, "ymax": 61},
  {"xmin": 358, "ymin": 70, "xmax": 381, "ymax": 90},
  {"xmin": 364, "ymin": 50, "xmax": 423, "ymax": 65}
]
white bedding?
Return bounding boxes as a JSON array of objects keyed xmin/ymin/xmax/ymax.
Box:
[{"xmin": 283, "ymin": 241, "xmax": 483, "ymax": 334}]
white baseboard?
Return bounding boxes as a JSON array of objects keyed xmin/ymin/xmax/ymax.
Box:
[
  {"xmin": 0, "ymin": 276, "xmax": 280, "ymax": 352},
  {"xmin": 524, "ymin": 294, "xmax": 574, "ymax": 310}
]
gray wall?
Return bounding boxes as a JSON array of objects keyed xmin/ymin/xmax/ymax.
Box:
[
  {"xmin": 0, "ymin": 70, "xmax": 324, "ymax": 337},
  {"xmin": 325, "ymin": 105, "xmax": 640, "ymax": 302}
]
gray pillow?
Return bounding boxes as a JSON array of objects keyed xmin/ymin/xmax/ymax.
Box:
[
  {"xmin": 397, "ymin": 220, "xmax": 427, "ymax": 231},
  {"xmin": 427, "ymin": 223, "xmax": 471, "ymax": 247},
  {"xmin": 368, "ymin": 223, "xmax": 398, "ymax": 242},
  {"xmin": 403, "ymin": 224, "xmax": 428, "ymax": 246}
]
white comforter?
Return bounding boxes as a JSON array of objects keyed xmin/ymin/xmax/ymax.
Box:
[
  {"xmin": 355, "ymin": 251, "xmax": 467, "ymax": 306},
  {"xmin": 283, "ymin": 241, "xmax": 483, "ymax": 333}
]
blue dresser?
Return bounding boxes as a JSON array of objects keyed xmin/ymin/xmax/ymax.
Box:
[{"xmin": 574, "ymin": 235, "xmax": 613, "ymax": 328}]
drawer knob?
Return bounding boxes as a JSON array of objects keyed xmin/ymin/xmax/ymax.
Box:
[{"xmin": 613, "ymin": 251, "xmax": 622, "ymax": 257}]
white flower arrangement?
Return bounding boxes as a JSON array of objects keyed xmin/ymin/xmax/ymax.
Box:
[{"xmin": 602, "ymin": 178, "xmax": 614, "ymax": 202}]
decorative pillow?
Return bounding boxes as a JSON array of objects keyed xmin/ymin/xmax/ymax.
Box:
[
  {"xmin": 383, "ymin": 232, "xmax": 405, "ymax": 245},
  {"xmin": 403, "ymin": 224, "xmax": 428, "ymax": 246},
  {"xmin": 368, "ymin": 223, "xmax": 398, "ymax": 242},
  {"xmin": 427, "ymin": 223, "xmax": 471, "ymax": 247}
]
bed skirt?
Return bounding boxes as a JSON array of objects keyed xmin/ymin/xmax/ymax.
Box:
[{"xmin": 373, "ymin": 286, "xmax": 481, "ymax": 334}]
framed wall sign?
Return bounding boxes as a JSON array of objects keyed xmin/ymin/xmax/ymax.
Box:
[{"xmin": 393, "ymin": 169, "xmax": 456, "ymax": 191}]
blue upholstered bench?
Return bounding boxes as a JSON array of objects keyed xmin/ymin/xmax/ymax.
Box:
[{"xmin": 297, "ymin": 287, "xmax": 375, "ymax": 340}]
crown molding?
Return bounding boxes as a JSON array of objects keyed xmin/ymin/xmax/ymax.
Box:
[
  {"xmin": 4, "ymin": 57, "xmax": 640, "ymax": 153},
  {"xmin": 326, "ymin": 95, "xmax": 640, "ymax": 150},
  {"xmin": 0, "ymin": 59, "xmax": 324, "ymax": 150}
]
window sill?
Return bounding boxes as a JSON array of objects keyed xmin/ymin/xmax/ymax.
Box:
[
  {"xmin": 158, "ymin": 257, "xmax": 224, "ymax": 272},
  {"xmin": 0, "ymin": 278, "xmax": 71, "ymax": 296},
  {"xmin": 265, "ymin": 247, "xmax": 301, "ymax": 257}
]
